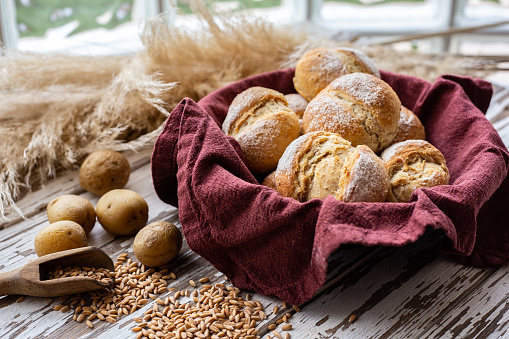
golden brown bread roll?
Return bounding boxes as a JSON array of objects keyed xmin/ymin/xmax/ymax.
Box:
[
  {"xmin": 275, "ymin": 131, "xmax": 389, "ymax": 203},
  {"xmin": 293, "ymin": 47, "xmax": 380, "ymax": 101},
  {"xmin": 302, "ymin": 73, "xmax": 401, "ymax": 153},
  {"xmin": 284, "ymin": 93, "xmax": 308, "ymax": 119},
  {"xmin": 388, "ymin": 106, "xmax": 426, "ymax": 146},
  {"xmin": 381, "ymin": 140, "xmax": 450, "ymax": 203},
  {"xmin": 222, "ymin": 86, "xmax": 300, "ymax": 174},
  {"xmin": 261, "ymin": 171, "xmax": 278, "ymax": 191}
]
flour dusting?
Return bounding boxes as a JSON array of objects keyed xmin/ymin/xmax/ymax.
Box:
[
  {"xmin": 338, "ymin": 47, "xmax": 381, "ymax": 78},
  {"xmin": 331, "ymin": 73, "xmax": 384, "ymax": 106}
]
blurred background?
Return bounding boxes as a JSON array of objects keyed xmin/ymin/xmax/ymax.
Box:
[{"xmin": 0, "ymin": 0, "xmax": 508, "ymax": 82}]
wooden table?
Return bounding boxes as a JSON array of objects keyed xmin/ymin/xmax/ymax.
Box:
[{"xmin": 1, "ymin": 84, "xmax": 508, "ymax": 339}]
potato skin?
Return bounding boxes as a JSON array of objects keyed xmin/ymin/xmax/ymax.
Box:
[
  {"xmin": 133, "ymin": 221, "xmax": 182, "ymax": 267},
  {"xmin": 47, "ymin": 195, "xmax": 96, "ymax": 233},
  {"xmin": 96, "ymin": 189, "xmax": 149, "ymax": 235},
  {"xmin": 34, "ymin": 220, "xmax": 88, "ymax": 257},
  {"xmin": 79, "ymin": 149, "xmax": 130, "ymax": 196}
]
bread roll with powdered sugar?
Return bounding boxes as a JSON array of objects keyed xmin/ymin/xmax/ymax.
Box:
[
  {"xmin": 293, "ymin": 47, "xmax": 380, "ymax": 102},
  {"xmin": 222, "ymin": 86, "xmax": 300, "ymax": 174},
  {"xmin": 274, "ymin": 131, "xmax": 389, "ymax": 203},
  {"xmin": 302, "ymin": 73, "xmax": 401, "ymax": 153},
  {"xmin": 381, "ymin": 140, "xmax": 450, "ymax": 203}
]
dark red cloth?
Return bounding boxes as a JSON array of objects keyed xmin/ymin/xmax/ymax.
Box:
[{"xmin": 151, "ymin": 69, "xmax": 509, "ymax": 305}]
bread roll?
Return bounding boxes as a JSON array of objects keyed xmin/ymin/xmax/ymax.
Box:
[
  {"xmin": 336, "ymin": 145, "xmax": 389, "ymax": 203},
  {"xmin": 381, "ymin": 140, "xmax": 450, "ymax": 203},
  {"xmin": 293, "ymin": 47, "xmax": 380, "ymax": 101},
  {"xmin": 261, "ymin": 171, "xmax": 278, "ymax": 191},
  {"xmin": 284, "ymin": 93, "xmax": 308, "ymax": 118},
  {"xmin": 302, "ymin": 73, "xmax": 401, "ymax": 153},
  {"xmin": 222, "ymin": 87, "xmax": 300, "ymax": 174},
  {"xmin": 388, "ymin": 106, "xmax": 426, "ymax": 146},
  {"xmin": 275, "ymin": 131, "xmax": 389, "ymax": 203}
]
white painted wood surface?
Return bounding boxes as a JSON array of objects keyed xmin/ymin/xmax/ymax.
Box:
[{"xmin": 0, "ymin": 84, "xmax": 508, "ymax": 338}]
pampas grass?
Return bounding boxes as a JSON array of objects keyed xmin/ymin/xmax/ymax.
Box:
[{"xmin": 0, "ymin": 10, "xmax": 488, "ymax": 222}]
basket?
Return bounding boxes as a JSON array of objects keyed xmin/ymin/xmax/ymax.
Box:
[{"xmin": 151, "ymin": 69, "xmax": 509, "ymax": 304}]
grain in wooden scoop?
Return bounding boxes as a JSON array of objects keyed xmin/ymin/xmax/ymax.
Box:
[{"xmin": 47, "ymin": 253, "xmax": 176, "ymax": 328}]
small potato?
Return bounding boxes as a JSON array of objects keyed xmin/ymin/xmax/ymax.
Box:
[
  {"xmin": 96, "ymin": 189, "xmax": 148, "ymax": 235},
  {"xmin": 34, "ymin": 220, "xmax": 88, "ymax": 257},
  {"xmin": 133, "ymin": 221, "xmax": 182, "ymax": 267},
  {"xmin": 79, "ymin": 149, "xmax": 130, "ymax": 196},
  {"xmin": 47, "ymin": 195, "xmax": 96, "ymax": 233}
]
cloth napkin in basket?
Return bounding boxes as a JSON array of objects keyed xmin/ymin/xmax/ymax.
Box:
[{"xmin": 151, "ymin": 69, "xmax": 509, "ymax": 305}]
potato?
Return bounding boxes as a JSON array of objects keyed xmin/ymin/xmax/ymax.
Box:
[
  {"xmin": 96, "ymin": 189, "xmax": 149, "ymax": 235},
  {"xmin": 133, "ymin": 221, "xmax": 182, "ymax": 267},
  {"xmin": 79, "ymin": 149, "xmax": 130, "ymax": 196},
  {"xmin": 47, "ymin": 195, "xmax": 96, "ymax": 233},
  {"xmin": 34, "ymin": 220, "xmax": 88, "ymax": 257}
]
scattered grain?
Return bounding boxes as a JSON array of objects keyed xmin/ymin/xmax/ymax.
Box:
[
  {"xmin": 281, "ymin": 324, "xmax": 292, "ymax": 331},
  {"xmin": 16, "ymin": 296, "xmax": 24, "ymax": 303},
  {"xmin": 349, "ymin": 314, "xmax": 357, "ymax": 323},
  {"xmin": 272, "ymin": 330, "xmax": 283, "ymax": 339}
]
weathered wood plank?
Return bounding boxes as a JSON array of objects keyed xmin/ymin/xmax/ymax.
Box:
[
  {"xmin": 418, "ymin": 265, "xmax": 509, "ymax": 339},
  {"xmin": 282, "ymin": 231, "xmax": 498, "ymax": 339}
]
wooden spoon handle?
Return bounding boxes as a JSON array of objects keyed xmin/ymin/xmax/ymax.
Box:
[{"xmin": 0, "ymin": 267, "xmax": 22, "ymax": 295}]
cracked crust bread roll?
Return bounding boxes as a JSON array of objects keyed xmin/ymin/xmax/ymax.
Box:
[
  {"xmin": 222, "ymin": 86, "xmax": 300, "ymax": 174},
  {"xmin": 284, "ymin": 93, "xmax": 308, "ymax": 119},
  {"xmin": 274, "ymin": 131, "xmax": 389, "ymax": 203},
  {"xmin": 381, "ymin": 140, "xmax": 450, "ymax": 203},
  {"xmin": 302, "ymin": 73, "xmax": 401, "ymax": 153},
  {"xmin": 293, "ymin": 47, "xmax": 381, "ymax": 102},
  {"xmin": 388, "ymin": 106, "xmax": 426, "ymax": 146}
]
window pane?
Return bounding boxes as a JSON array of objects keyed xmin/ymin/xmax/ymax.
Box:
[
  {"xmin": 16, "ymin": 0, "xmax": 134, "ymax": 38},
  {"xmin": 173, "ymin": 0, "xmax": 299, "ymax": 25},
  {"xmin": 314, "ymin": 0, "xmax": 452, "ymax": 33},
  {"xmin": 15, "ymin": 0, "xmax": 149, "ymax": 55}
]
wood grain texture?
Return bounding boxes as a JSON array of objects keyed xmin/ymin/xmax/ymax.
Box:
[
  {"xmin": 282, "ymin": 231, "xmax": 498, "ymax": 339},
  {"xmin": 420, "ymin": 265, "xmax": 509, "ymax": 339}
]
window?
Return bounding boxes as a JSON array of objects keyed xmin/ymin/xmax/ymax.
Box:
[{"xmin": 1, "ymin": 0, "xmax": 508, "ymax": 56}]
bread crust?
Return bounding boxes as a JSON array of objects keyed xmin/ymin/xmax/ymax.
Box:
[
  {"xmin": 302, "ymin": 73, "xmax": 401, "ymax": 153},
  {"xmin": 293, "ymin": 47, "xmax": 380, "ymax": 102},
  {"xmin": 381, "ymin": 140, "xmax": 450, "ymax": 202},
  {"xmin": 388, "ymin": 106, "xmax": 426, "ymax": 146},
  {"xmin": 275, "ymin": 131, "xmax": 353, "ymax": 201},
  {"xmin": 261, "ymin": 171, "xmax": 278, "ymax": 190},
  {"xmin": 222, "ymin": 87, "xmax": 300, "ymax": 174},
  {"xmin": 284, "ymin": 93, "xmax": 308, "ymax": 119},
  {"xmin": 336, "ymin": 145, "xmax": 389, "ymax": 202}
]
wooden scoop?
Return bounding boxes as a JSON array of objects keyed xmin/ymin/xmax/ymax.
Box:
[{"xmin": 0, "ymin": 247, "xmax": 114, "ymax": 297}]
